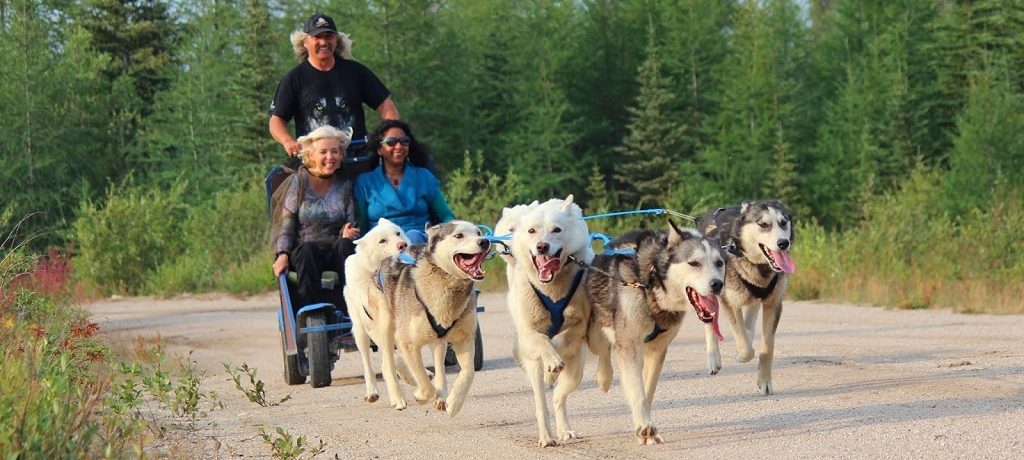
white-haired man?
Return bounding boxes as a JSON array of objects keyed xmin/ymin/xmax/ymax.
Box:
[{"xmin": 269, "ymin": 13, "xmax": 399, "ymax": 172}]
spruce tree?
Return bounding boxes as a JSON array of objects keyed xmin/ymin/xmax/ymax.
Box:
[{"xmin": 613, "ymin": 31, "xmax": 686, "ymax": 208}]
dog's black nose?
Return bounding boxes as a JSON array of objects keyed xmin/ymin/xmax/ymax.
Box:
[
  {"xmin": 536, "ymin": 242, "xmax": 549, "ymax": 254},
  {"xmin": 777, "ymin": 239, "xmax": 790, "ymax": 250},
  {"xmin": 710, "ymin": 279, "xmax": 724, "ymax": 295},
  {"xmin": 477, "ymin": 238, "xmax": 490, "ymax": 250}
]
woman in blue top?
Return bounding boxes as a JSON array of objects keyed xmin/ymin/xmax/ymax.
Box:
[{"xmin": 354, "ymin": 120, "xmax": 455, "ymax": 244}]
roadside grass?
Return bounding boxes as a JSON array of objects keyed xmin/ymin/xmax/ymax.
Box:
[
  {"xmin": 1, "ymin": 241, "xmax": 223, "ymax": 457},
  {"xmin": 790, "ymin": 170, "xmax": 1023, "ymax": 314}
]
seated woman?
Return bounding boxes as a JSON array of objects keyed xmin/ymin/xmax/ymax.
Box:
[
  {"xmin": 273, "ymin": 125, "xmax": 361, "ymax": 309},
  {"xmin": 354, "ymin": 120, "xmax": 455, "ymax": 244}
]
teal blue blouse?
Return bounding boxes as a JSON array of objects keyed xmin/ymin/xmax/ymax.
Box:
[{"xmin": 354, "ymin": 164, "xmax": 455, "ymax": 233}]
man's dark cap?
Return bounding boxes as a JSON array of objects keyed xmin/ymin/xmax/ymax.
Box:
[{"xmin": 304, "ymin": 13, "xmax": 337, "ymax": 36}]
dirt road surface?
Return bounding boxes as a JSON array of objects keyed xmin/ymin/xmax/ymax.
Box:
[{"xmin": 87, "ymin": 293, "xmax": 1024, "ymax": 459}]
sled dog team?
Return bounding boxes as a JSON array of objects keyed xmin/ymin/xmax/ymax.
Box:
[{"xmin": 343, "ymin": 197, "xmax": 796, "ymax": 446}]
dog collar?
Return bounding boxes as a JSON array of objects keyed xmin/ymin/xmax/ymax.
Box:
[
  {"xmin": 530, "ymin": 269, "xmax": 586, "ymax": 338},
  {"xmin": 740, "ymin": 273, "xmax": 779, "ymax": 299}
]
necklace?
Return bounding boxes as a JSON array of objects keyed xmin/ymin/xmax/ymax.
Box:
[{"xmin": 385, "ymin": 169, "xmax": 403, "ymax": 187}]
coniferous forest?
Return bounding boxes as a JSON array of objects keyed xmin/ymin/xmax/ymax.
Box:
[{"xmin": 1, "ymin": 0, "xmax": 1022, "ymax": 311}]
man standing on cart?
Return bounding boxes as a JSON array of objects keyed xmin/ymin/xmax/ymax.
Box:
[{"xmin": 269, "ymin": 12, "xmax": 399, "ymax": 174}]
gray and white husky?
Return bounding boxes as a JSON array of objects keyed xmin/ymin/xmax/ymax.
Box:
[
  {"xmin": 586, "ymin": 222, "xmax": 725, "ymax": 445},
  {"xmin": 697, "ymin": 200, "xmax": 796, "ymax": 395},
  {"xmin": 381, "ymin": 220, "xmax": 490, "ymax": 416}
]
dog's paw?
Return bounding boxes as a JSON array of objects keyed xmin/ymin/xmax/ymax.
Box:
[
  {"xmin": 364, "ymin": 393, "xmax": 379, "ymax": 403},
  {"xmin": 707, "ymin": 351, "xmax": 722, "ymax": 375},
  {"xmin": 543, "ymin": 355, "xmax": 565, "ymax": 374},
  {"xmin": 758, "ymin": 377, "xmax": 773, "ymax": 396},
  {"xmin": 433, "ymin": 398, "xmax": 446, "ymax": 412},
  {"xmin": 391, "ymin": 397, "xmax": 408, "ymax": 410},
  {"xmin": 635, "ymin": 425, "xmax": 663, "ymax": 446},
  {"xmin": 557, "ymin": 430, "xmax": 578, "ymax": 442},
  {"xmin": 537, "ymin": 437, "xmax": 557, "ymax": 448},
  {"xmin": 413, "ymin": 387, "xmax": 435, "ymax": 403},
  {"xmin": 735, "ymin": 347, "xmax": 755, "ymax": 363}
]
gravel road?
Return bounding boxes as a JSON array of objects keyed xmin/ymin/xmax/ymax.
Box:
[{"xmin": 87, "ymin": 292, "xmax": 1024, "ymax": 459}]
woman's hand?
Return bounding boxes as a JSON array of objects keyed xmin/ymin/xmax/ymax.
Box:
[
  {"xmin": 273, "ymin": 253, "xmax": 289, "ymax": 276},
  {"xmin": 342, "ymin": 222, "xmax": 360, "ymax": 239}
]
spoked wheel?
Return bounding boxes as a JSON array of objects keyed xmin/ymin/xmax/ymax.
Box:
[
  {"xmin": 305, "ymin": 311, "xmax": 332, "ymax": 388},
  {"xmin": 281, "ymin": 331, "xmax": 305, "ymax": 385}
]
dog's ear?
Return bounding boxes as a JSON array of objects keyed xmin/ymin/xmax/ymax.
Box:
[
  {"xmin": 561, "ymin": 194, "xmax": 575, "ymax": 212},
  {"xmin": 667, "ymin": 220, "xmax": 696, "ymax": 246},
  {"xmin": 378, "ymin": 217, "xmax": 392, "ymax": 228},
  {"xmin": 741, "ymin": 201, "xmax": 753, "ymax": 213}
]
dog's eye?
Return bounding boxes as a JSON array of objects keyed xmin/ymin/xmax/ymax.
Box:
[
  {"xmin": 552, "ymin": 227, "xmax": 562, "ymax": 233},
  {"xmin": 455, "ymin": 233, "xmax": 464, "ymax": 239},
  {"xmin": 779, "ymin": 220, "xmax": 788, "ymax": 229},
  {"xmin": 715, "ymin": 259, "xmax": 724, "ymax": 268},
  {"xmin": 528, "ymin": 228, "xmax": 536, "ymax": 234},
  {"xmin": 378, "ymin": 238, "xmax": 386, "ymax": 244},
  {"xmin": 396, "ymin": 231, "xmax": 401, "ymax": 237},
  {"xmin": 758, "ymin": 222, "xmax": 770, "ymax": 229},
  {"xmin": 688, "ymin": 261, "xmax": 701, "ymax": 267}
]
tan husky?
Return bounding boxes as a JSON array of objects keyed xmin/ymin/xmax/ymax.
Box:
[{"xmin": 381, "ymin": 220, "xmax": 490, "ymax": 417}]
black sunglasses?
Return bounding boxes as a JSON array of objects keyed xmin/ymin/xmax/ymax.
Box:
[{"xmin": 381, "ymin": 136, "xmax": 411, "ymax": 147}]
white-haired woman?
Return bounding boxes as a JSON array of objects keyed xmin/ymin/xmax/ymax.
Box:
[
  {"xmin": 269, "ymin": 12, "xmax": 399, "ymax": 168},
  {"xmin": 273, "ymin": 125, "xmax": 361, "ymax": 309}
]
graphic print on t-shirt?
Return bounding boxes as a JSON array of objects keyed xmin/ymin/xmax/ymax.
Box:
[{"xmin": 306, "ymin": 95, "xmax": 354, "ymax": 134}]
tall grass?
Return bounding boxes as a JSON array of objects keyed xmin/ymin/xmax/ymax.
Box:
[
  {"xmin": 1, "ymin": 239, "xmax": 145, "ymax": 456},
  {"xmin": 790, "ymin": 168, "xmax": 1024, "ymax": 313}
]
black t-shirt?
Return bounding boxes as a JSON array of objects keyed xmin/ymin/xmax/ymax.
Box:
[{"xmin": 270, "ymin": 60, "xmax": 390, "ymax": 140}]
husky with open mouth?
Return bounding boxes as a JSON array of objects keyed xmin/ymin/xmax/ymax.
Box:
[
  {"xmin": 507, "ymin": 195, "xmax": 594, "ymax": 447},
  {"xmin": 380, "ymin": 220, "xmax": 490, "ymax": 417},
  {"xmin": 586, "ymin": 222, "xmax": 725, "ymax": 445},
  {"xmin": 697, "ymin": 200, "xmax": 797, "ymax": 395}
]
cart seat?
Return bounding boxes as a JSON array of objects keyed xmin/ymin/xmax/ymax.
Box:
[{"xmin": 285, "ymin": 270, "xmax": 340, "ymax": 290}]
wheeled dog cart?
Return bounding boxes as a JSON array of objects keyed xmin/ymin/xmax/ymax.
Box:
[{"xmin": 266, "ymin": 157, "xmax": 485, "ymax": 389}]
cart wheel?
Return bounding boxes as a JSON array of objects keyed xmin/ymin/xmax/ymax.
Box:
[
  {"xmin": 473, "ymin": 322, "xmax": 484, "ymax": 371},
  {"xmin": 306, "ymin": 311, "xmax": 332, "ymax": 388},
  {"xmin": 281, "ymin": 331, "xmax": 305, "ymax": 385}
]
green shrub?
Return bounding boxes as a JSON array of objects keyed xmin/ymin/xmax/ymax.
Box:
[
  {"xmin": 73, "ymin": 179, "xmax": 189, "ymax": 295},
  {"xmin": 147, "ymin": 174, "xmax": 269, "ymax": 295}
]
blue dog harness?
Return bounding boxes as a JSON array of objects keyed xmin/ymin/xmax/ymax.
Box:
[{"xmin": 531, "ymin": 269, "xmax": 586, "ymax": 338}]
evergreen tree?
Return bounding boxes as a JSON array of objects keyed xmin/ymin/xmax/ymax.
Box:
[
  {"xmin": 80, "ymin": 0, "xmax": 180, "ymax": 112},
  {"xmin": 613, "ymin": 32, "xmax": 686, "ymax": 208},
  {"xmin": 701, "ymin": 0, "xmax": 811, "ymax": 210},
  {"xmin": 808, "ymin": 0, "xmax": 942, "ymax": 227},
  {"xmin": 942, "ymin": 63, "xmax": 1024, "ymax": 215},
  {"xmin": 236, "ymin": 0, "xmax": 278, "ymax": 164},
  {"xmin": 0, "ymin": 0, "xmax": 116, "ymax": 247}
]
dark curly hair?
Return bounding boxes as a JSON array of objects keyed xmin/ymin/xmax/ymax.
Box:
[{"xmin": 366, "ymin": 119, "xmax": 433, "ymax": 169}]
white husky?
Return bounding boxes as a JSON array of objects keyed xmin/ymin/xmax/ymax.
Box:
[
  {"xmin": 343, "ymin": 218, "xmax": 416, "ymax": 407},
  {"xmin": 506, "ymin": 195, "xmax": 594, "ymax": 447}
]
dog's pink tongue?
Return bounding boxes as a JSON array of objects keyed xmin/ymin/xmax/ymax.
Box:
[
  {"xmin": 699, "ymin": 294, "xmax": 724, "ymax": 342},
  {"xmin": 771, "ymin": 250, "xmax": 797, "ymax": 274},
  {"xmin": 535, "ymin": 255, "xmax": 561, "ymax": 281}
]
